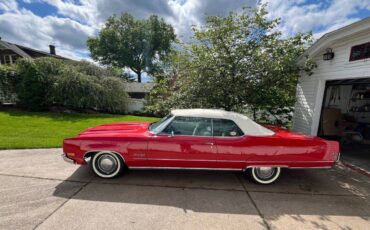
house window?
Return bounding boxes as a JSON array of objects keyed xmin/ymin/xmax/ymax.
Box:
[
  {"xmin": 349, "ymin": 42, "xmax": 370, "ymax": 61},
  {"xmin": 4, "ymin": 55, "xmax": 12, "ymax": 64},
  {"xmin": 128, "ymin": 92, "xmax": 147, "ymax": 99},
  {"xmin": 2, "ymin": 55, "xmax": 18, "ymax": 64}
]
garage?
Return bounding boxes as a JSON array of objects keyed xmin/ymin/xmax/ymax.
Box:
[
  {"xmin": 319, "ymin": 78, "xmax": 370, "ymax": 169},
  {"xmin": 293, "ymin": 17, "xmax": 370, "ymax": 172}
]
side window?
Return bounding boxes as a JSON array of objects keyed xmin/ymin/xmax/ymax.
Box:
[
  {"xmin": 162, "ymin": 117, "xmax": 212, "ymax": 136},
  {"xmin": 213, "ymin": 119, "xmax": 243, "ymax": 137}
]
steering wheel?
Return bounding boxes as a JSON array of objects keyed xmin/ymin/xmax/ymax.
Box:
[{"xmin": 167, "ymin": 125, "xmax": 180, "ymax": 135}]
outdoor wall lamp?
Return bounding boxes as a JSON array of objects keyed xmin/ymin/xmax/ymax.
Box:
[{"xmin": 323, "ymin": 48, "xmax": 335, "ymax": 60}]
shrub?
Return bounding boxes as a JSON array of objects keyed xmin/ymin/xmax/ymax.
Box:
[
  {"xmin": 52, "ymin": 66, "xmax": 128, "ymax": 114},
  {"xmin": 33, "ymin": 57, "xmax": 65, "ymax": 76},
  {"xmin": 9, "ymin": 57, "xmax": 129, "ymax": 113},
  {"xmin": 0, "ymin": 65, "xmax": 17, "ymax": 103},
  {"xmin": 52, "ymin": 68, "xmax": 100, "ymax": 110},
  {"xmin": 98, "ymin": 77, "xmax": 128, "ymax": 113},
  {"xmin": 68, "ymin": 60, "xmax": 120, "ymax": 78},
  {"xmin": 15, "ymin": 59, "xmax": 54, "ymax": 110}
]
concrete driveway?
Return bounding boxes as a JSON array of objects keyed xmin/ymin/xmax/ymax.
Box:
[{"xmin": 0, "ymin": 149, "xmax": 369, "ymax": 230}]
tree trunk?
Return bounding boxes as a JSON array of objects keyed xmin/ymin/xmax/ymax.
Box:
[{"xmin": 137, "ymin": 71, "xmax": 142, "ymax": 83}]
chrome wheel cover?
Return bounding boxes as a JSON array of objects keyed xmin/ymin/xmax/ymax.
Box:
[
  {"xmin": 255, "ymin": 167, "xmax": 276, "ymax": 180},
  {"xmin": 97, "ymin": 154, "xmax": 118, "ymax": 174}
]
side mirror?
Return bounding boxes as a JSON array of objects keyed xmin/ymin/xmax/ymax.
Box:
[{"xmin": 168, "ymin": 130, "xmax": 174, "ymax": 137}]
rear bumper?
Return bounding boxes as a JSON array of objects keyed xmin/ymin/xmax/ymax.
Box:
[
  {"xmin": 61, "ymin": 153, "xmax": 75, "ymax": 164},
  {"xmin": 335, "ymin": 152, "xmax": 341, "ymax": 164}
]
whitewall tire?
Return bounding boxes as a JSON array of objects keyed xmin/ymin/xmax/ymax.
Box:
[
  {"xmin": 248, "ymin": 167, "xmax": 281, "ymax": 185},
  {"xmin": 91, "ymin": 151, "xmax": 124, "ymax": 179}
]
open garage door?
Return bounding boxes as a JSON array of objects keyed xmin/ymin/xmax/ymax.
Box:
[{"xmin": 319, "ymin": 78, "xmax": 370, "ymax": 171}]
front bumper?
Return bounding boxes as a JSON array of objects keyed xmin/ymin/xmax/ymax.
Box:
[{"xmin": 62, "ymin": 153, "xmax": 75, "ymax": 164}]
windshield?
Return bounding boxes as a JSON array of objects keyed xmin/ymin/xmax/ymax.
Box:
[{"xmin": 148, "ymin": 114, "xmax": 173, "ymax": 133}]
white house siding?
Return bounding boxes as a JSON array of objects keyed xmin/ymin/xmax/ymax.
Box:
[
  {"xmin": 125, "ymin": 83, "xmax": 154, "ymax": 113},
  {"xmin": 127, "ymin": 98, "xmax": 145, "ymax": 113},
  {"xmin": 293, "ymin": 74, "xmax": 319, "ymax": 134},
  {"xmin": 293, "ymin": 30, "xmax": 370, "ymax": 135}
]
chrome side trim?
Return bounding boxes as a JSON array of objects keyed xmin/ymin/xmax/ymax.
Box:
[
  {"xmin": 145, "ymin": 158, "xmax": 245, "ymax": 163},
  {"xmin": 61, "ymin": 154, "xmax": 75, "ymax": 164},
  {"xmin": 130, "ymin": 165, "xmax": 332, "ymax": 172},
  {"xmin": 288, "ymin": 166, "xmax": 332, "ymax": 169},
  {"xmin": 246, "ymin": 160, "xmax": 335, "ymax": 164},
  {"xmin": 244, "ymin": 165, "xmax": 333, "ymax": 171},
  {"xmin": 129, "ymin": 166, "xmax": 242, "ymax": 171}
]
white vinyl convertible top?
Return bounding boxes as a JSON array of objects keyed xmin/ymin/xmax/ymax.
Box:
[{"xmin": 171, "ymin": 109, "xmax": 275, "ymax": 136}]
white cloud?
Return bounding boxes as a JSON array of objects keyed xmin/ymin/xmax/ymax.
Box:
[
  {"xmin": 45, "ymin": 16, "xmax": 95, "ymax": 50},
  {"xmin": 169, "ymin": 0, "xmax": 257, "ymax": 39},
  {"xmin": 56, "ymin": 48, "xmax": 92, "ymax": 61},
  {"xmin": 1, "ymin": 0, "xmax": 369, "ymax": 61},
  {"xmin": 0, "ymin": 7, "xmax": 94, "ymax": 60},
  {"xmin": 0, "ymin": 0, "xmax": 18, "ymax": 12},
  {"xmin": 31, "ymin": 0, "xmax": 258, "ymax": 40},
  {"xmin": 2, "ymin": 0, "xmax": 259, "ymax": 60},
  {"xmin": 40, "ymin": 0, "xmax": 97, "ymax": 25},
  {"xmin": 261, "ymin": 0, "xmax": 370, "ymax": 39}
]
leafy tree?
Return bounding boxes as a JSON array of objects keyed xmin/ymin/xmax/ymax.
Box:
[
  {"xmin": 146, "ymin": 6, "xmax": 316, "ymax": 125},
  {"xmin": 144, "ymin": 50, "xmax": 193, "ymax": 116},
  {"xmin": 187, "ymin": 6, "xmax": 315, "ymax": 111},
  {"xmin": 87, "ymin": 13, "xmax": 176, "ymax": 82}
]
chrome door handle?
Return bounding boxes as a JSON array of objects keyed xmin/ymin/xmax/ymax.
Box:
[{"xmin": 205, "ymin": 142, "xmax": 214, "ymax": 145}]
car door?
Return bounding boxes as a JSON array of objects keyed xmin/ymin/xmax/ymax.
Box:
[
  {"xmin": 213, "ymin": 118, "xmax": 248, "ymax": 169},
  {"xmin": 147, "ymin": 116, "xmax": 218, "ymax": 168}
]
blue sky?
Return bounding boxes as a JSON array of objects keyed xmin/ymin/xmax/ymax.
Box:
[
  {"xmin": 18, "ymin": 1, "xmax": 57, "ymax": 17},
  {"xmin": 1, "ymin": 0, "xmax": 370, "ymax": 81}
]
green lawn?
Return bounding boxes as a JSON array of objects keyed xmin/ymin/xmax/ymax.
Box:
[{"xmin": 0, "ymin": 111, "xmax": 159, "ymax": 149}]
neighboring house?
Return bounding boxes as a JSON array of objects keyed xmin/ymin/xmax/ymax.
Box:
[
  {"xmin": 293, "ymin": 17, "xmax": 370, "ymax": 163},
  {"xmin": 0, "ymin": 38, "xmax": 68, "ymax": 64},
  {"xmin": 125, "ymin": 82, "xmax": 154, "ymax": 113}
]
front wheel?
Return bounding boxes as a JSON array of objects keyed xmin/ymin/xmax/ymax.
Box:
[
  {"xmin": 91, "ymin": 151, "xmax": 124, "ymax": 178},
  {"xmin": 247, "ymin": 167, "xmax": 281, "ymax": 185}
]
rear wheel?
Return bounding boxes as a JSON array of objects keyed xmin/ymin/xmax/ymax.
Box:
[
  {"xmin": 247, "ymin": 167, "xmax": 281, "ymax": 185},
  {"xmin": 91, "ymin": 151, "xmax": 124, "ymax": 178}
]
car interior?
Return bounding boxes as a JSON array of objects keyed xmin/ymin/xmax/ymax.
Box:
[{"xmin": 162, "ymin": 116, "xmax": 243, "ymax": 137}]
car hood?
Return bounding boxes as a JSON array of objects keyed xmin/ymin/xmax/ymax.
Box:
[{"xmin": 78, "ymin": 122, "xmax": 151, "ymax": 137}]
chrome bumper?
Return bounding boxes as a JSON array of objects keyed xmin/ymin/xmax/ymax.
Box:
[
  {"xmin": 62, "ymin": 154, "xmax": 75, "ymax": 164},
  {"xmin": 335, "ymin": 152, "xmax": 341, "ymax": 164}
]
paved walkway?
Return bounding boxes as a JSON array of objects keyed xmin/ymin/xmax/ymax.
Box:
[{"xmin": 0, "ymin": 149, "xmax": 369, "ymax": 230}]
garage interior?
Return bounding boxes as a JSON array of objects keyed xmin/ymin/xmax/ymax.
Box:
[{"xmin": 319, "ymin": 78, "xmax": 370, "ymax": 171}]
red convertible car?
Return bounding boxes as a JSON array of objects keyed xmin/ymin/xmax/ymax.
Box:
[{"xmin": 62, "ymin": 109, "xmax": 340, "ymax": 184}]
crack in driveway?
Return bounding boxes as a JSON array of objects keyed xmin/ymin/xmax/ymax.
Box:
[{"xmin": 32, "ymin": 180, "xmax": 92, "ymax": 230}]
